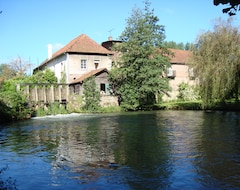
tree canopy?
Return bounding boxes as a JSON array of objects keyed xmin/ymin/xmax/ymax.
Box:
[
  {"xmin": 190, "ymin": 18, "xmax": 240, "ymax": 109},
  {"xmin": 214, "ymin": 0, "xmax": 240, "ymax": 16},
  {"xmin": 163, "ymin": 41, "xmax": 193, "ymax": 50},
  {"xmin": 109, "ymin": 1, "xmax": 170, "ymax": 110}
]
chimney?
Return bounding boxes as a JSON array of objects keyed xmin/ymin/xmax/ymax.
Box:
[
  {"xmin": 48, "ymin": 44, "xmax": 52, "ymax": 59},
  {"xmin": 108, "ymin": 36, "xmax": 113, "ymax": 41}
]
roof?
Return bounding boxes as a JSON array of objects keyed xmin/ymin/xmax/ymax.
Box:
[
  {"xmin": 70, "ymin": 68, "xmax": 108, "ymax": 84},
  {"xmin": 168, "ymin": 48, "xmax": 191, "ymax": 64},
  {"xmin": 35, "ymin": 34, "xmax": 113, "ymax": 69}
]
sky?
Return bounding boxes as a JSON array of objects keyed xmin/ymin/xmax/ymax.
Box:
[{"xmin": 0, "ymin": 0, "xmax": 239, "ymax": 73}]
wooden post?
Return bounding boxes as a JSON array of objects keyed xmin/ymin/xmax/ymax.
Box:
[
  {"xmin": 51, "ymin": 85, "xmax": 54, "ymax": 103},
  {"xmin": 58, "ymin": 85, "xmax": 62, "ymax": 103},
  {"xmin": 66, "ymin": 85, "xmax": 69, "ymax": 102},
  {"xmin": 35, "ymin": 85, "xmax": 38, "ymax": 102},
  {"xmin": 43, "ymin": 85, "xmax": 46, "ymax": 103},
  {"xmin": 26, "ymin": 85, "xmax": 30, "ymax": 100}
]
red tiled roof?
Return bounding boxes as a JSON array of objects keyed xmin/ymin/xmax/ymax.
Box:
[
  {"xmin": 168, "ymin": 48, "xmax": 191, "ymax": 64},
  {"xmin": 70, "ymin": 68, "xmax": 108, "ymax": 84},
  {"xmin": 52, "ymin": 34, "xmax": 113, "ymax": 58},
  {"xmin": 36, "ymin": 34, "xmax": 113, "ymax": 69}
]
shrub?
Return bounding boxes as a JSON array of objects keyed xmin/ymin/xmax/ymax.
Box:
[
  {"xmin": 177, "ymin": 82, "xmax": 200, "ymax": 101},
  {"xmin": 82, "ymin": 76, "xmax": 100, "ymax": 111}
]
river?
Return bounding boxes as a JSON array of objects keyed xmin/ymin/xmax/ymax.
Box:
[{"xmin": 0, "ymin": 111, "xmax": 240, "ymax": 189}]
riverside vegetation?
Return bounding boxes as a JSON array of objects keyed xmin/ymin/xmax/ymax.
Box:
[{"xmin": 1, "ymin": 1, "xmax": 240, "ymax": 123}]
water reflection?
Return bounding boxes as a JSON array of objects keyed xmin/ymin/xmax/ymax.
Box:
[
  {"xmin": 1, "ymin": 111, "xmax": 240, "ymax": 189},
  {"xmin": 194, "ymin": 112, "xmax": 240, "ymax": 189}
]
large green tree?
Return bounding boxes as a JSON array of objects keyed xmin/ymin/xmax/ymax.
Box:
[
  {"xmin": 109, "ymin": 1, "xmax": 170, "ymax": 110},
  {"xmin": 190, "ymin": 18, "xmax": 240, "ymax": 109}
]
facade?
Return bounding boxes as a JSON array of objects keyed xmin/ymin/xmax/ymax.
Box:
[
  {"xmin": 69, "ymin": 68, "xmax": 110, "ymax": 95},
  {"xmin": 33, "ymin": 34, "xmax": 113, "ymax": 84},
  {"xmin": 34, "ymin": 34, "xmax": 194, "ymax": 102},
  {"xmin": 165, "ymin": 48, "xmax": 195, "ymax": 100}
]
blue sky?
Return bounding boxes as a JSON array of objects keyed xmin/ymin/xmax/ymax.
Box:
[{"xmin": 0, "ymin": 0, "xmax": 239, "ymax": 73}]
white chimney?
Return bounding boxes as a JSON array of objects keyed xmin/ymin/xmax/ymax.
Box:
[{"xmin": 48, "ymin": 44, "xmax": 52, "ymax": 59}]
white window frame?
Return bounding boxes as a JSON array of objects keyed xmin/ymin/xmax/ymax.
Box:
[{"xmin": 81, "ymin": 59, "xmax": 87, "ymax": 69}]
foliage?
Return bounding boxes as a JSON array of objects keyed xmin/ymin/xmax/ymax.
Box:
[
  {"xmin": 214, "ymin": 0, "xmax": 240, "ymax": 16},
  {"xmin": 35, "ymin": 102, "xmax": 68, "ymax": 117},
  {"xmin": 0, "ymin": 77, "xmax": 32, "ymax": 120},
  {"xmin": 0, "ymin": 57, "xmax": 32, "ymax": 79},
  {"xmin": 27, "ymin": 68, "xmax": 57, "ymax": 84},
  {"xmin": 98, "ymin": 106, "xmax": 122, "ymax": 113},
  {"xmin": 159, "ymin": 100, "xmax": 202, "ymax": 110},
  {"xmin": 0, "ymin": 64, "xmax": 17, "ymax": 80},
  {"xmin": 163, "ymin": 41, "xmax": 193, "ymax": 50},
  {"xmin": 83, "ymin": 76, "xmax": 100, "ymax": 111},
  {"xmin": 190, "ymin": 18, "xmax": 240, "ymax": 109},
  {"xmin": 177, "ymin": 82, "xmax": 200, "ymax": 101},
  {"xmin": 109, "ymin": 1, "xmax": 170, "ymax": 110},
  {"xmin": 0, "ymin": 68, "xmax": 57, "ymax": 121}
]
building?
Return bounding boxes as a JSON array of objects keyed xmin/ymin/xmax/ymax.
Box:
[
  {"xmin": 33, "ymin": 34, "xmax": 194, "ymax": 102},
  {"xmin": 165, "ymin": 48, "xmax": 195, "ymax": 100},
  {"xmin": 33, "ymin": 34, "xmax": 113, "ymax": 84}
]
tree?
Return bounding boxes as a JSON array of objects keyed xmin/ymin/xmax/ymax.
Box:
[
  {"xmin": 82, "ymin": 76, "xmax": 100, "ymax": 111},
  {"xmin": 0, "ymin": 57, "xmax": 32, "ymax": 80},
  {"xmin": 0, "ymin": 64, "xmax": 17, "ymax": 80},
  {"xmin": 190, "ymin": 18, "xmax": 240, "ymax": 109},
  {"xmin": 214, "ymin": 0, "xmax": 240, "ymax": 16},
  {"xmin": 109, "ymin": 1, "xmax": 171, "ymax": 110},
  {"xmin": 27, "ymin": 68, "xmax": 57, "ymax": 84},
  {"xmin": 9, "ymin": 57, "xmax": 32, "ymax": 77}
]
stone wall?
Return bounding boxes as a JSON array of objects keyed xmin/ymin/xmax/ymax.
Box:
[{"xmin": 100, "ymin": 95, "xmax": 119, "ymax": 107}]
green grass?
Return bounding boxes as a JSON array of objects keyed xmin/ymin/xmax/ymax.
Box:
[{"xmin": 157, "ymin": 100, "xmax": 202, "ymax": 110}]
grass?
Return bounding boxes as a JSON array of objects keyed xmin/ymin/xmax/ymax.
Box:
[
  {"xmin": 157, "ymin": 100, "xmax": 202, "ymax": 110},
  {"xmin": 158, "ymin": 99, "xmax": 240, "ymax": 111}
]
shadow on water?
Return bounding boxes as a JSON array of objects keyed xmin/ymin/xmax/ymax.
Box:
[{"xmin": 0, "ymin": 111, "xmax": 240, "ymax": 189}]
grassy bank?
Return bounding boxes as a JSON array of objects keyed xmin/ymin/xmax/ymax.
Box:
[
  {"xmin": 157, "ymin": 101, "xmax": 202, "ymax": 110},
  {"xmin": 158, "ymin": 100, "xmax": 240, "ymax": 111}
]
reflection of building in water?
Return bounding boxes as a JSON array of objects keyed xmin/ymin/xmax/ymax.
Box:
[{"xmin": 32, "ymin": 119, "xmax": 116, "ymax": 167}]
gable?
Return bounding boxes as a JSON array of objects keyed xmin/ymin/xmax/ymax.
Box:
[
  {"xmin": 34, "ymin": 34, "xmax": 113, "ymax": 71},
  {"xmin": 70, "ymin": 68, "xmax": 108, "ymax": 84}
]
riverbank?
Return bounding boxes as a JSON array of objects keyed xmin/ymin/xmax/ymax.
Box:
[
  {"xmin": 158, "ymin": 100, "xmax": 240, "ymax": 111},
  {"xmin": 2, "ymin": 100, "xmax": 240, "ymax": 124}
]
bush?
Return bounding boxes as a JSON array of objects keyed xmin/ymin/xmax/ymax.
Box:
[
  {"xmin": 0, "ymin": 78, "xmax": 32, "ymax": 121},
  {"xmin": 177, "ymin": 82, "xmax": 200, "ymax": 101},
  {"xmin": 82, "ymin": 76, "xmax": 100, "ymax": 111}
]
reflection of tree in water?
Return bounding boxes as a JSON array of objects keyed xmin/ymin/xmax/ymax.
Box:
[
  {"xmin": 112, "ymin": 112, "xmax": 172, "ymax": 189},
  {"xmin": 193, "ymin": 112, "xmax": 240, "ymax": 189},
  {"xmin": 0, "ymin": 166, "xmax": 18, "ymax": 190},
  {"xmin": 2, "ymin": 114, "xmax": 172, "ymax": 189}
]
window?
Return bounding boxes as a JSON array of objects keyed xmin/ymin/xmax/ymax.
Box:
[
  {"xmin": 100, "ymin": 83, "xmax": 105, "ymax": 92},
  {"xmin": 81, "ymin": 59, "xmax": 87, "ymax": 69},
  {"xmin": 100, "ymin": 83, "xmax": 110, "ymax": 95}
]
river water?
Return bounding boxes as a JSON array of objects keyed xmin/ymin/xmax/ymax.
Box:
[{"xmin": 0, "ymin": 111, "xmax": 240, "ymax": 189}]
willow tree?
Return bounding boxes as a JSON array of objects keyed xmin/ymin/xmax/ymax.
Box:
[
  {"xmin": 190, "ymin": 18, "xmax": 240, "ymax": 109},
  {"xmin": 109, "ymin": 1, "xmax": 170, "ymax": 110}
]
